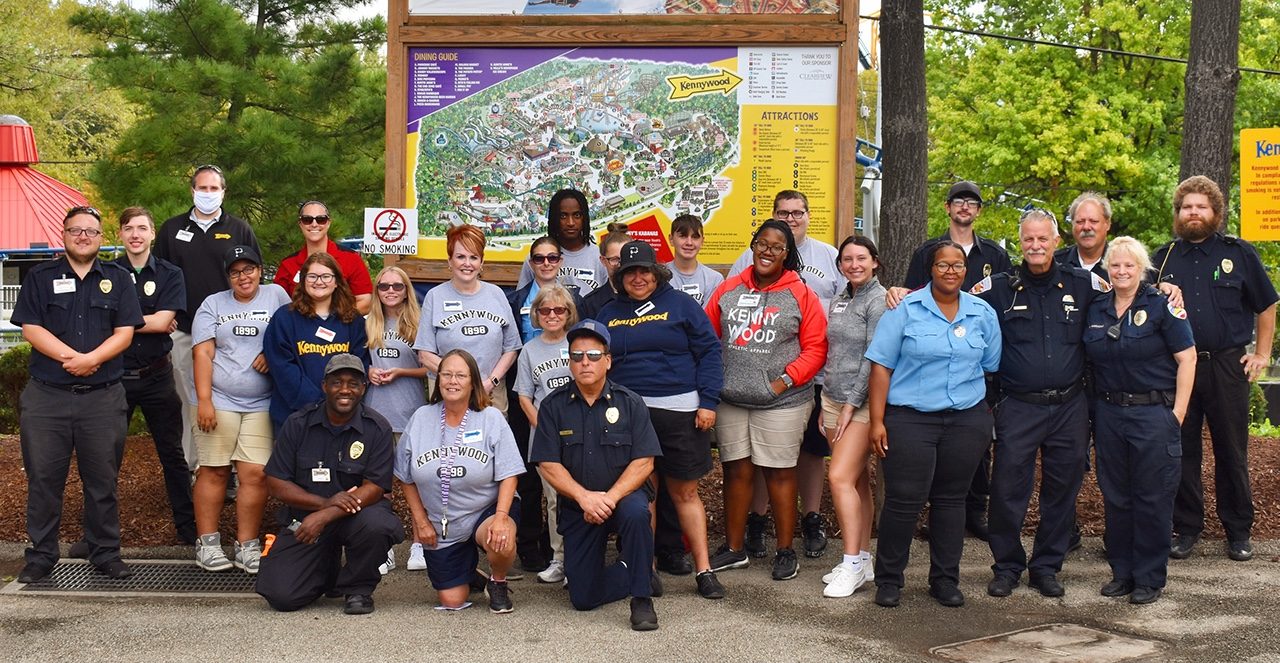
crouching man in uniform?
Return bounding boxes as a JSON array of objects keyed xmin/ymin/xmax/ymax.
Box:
[{"xmin": 256, "ymin": 354, "xmax": 404, "ymax": 614}]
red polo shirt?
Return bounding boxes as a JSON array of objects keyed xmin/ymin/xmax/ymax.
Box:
[{"xmin": 273, "ymin": 238, "xmax": 373, "ymax": 297}]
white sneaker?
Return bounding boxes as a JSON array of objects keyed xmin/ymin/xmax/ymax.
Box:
[
  {"xmin": 233, "ymin": 539, "xmax": 262, "ymax": 574},
  {"xmin": 822, "ymin": 563, "xmax": 866, "ymax": 598},
  {"xmin": 537, "ymin": 559, "xmax": 565, "ymax": 584},
  {"xmin": 407, "ymin": 543, "xmax": 427, "ymax": 571},
  {"xmin": 863, "ymin": 559, "xmax": 875, "ymax": 582},
  {"xmin": 822, "ymin": 563, "xmax": 842, "ymax": 584},
  {"xmin": 195, "ymin": 533, "xmax": 233, "ymax": 572},
  {"xmin": 378, "ymin": 548, "xmax": 395, "ymax": 575}
]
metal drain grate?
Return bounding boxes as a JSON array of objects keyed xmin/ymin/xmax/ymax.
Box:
[{"xmin": 14, "ymin": 560, "xmax": 258, "ymax": 596}]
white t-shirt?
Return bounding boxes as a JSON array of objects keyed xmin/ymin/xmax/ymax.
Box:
[{"xmin": 190, "ymin": 284, "xmax": 291, "ymax": 411}]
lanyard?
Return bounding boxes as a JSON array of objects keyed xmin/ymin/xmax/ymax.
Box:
[{"xmin": 438, "ymin": 406, "xmax": 469, "ymax": 540}]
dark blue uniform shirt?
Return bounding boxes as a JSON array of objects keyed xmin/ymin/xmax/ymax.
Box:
[
  {"xmin": 1054, "ymin": 244, "xmax": 1109, "ymax": 281},
  {"xmin": 973, "ymin": 262, "xmax": 1107, "ymax": 393},
  {"xmin": 112, "ymin": 254, "xmax": 186, "ymax": 368},
  {"xmin": 1152, "ymin": 233, "xmax": 1278, "ymax": 353},
  {"xmin": 1084, "ymin": 285, "xmax": 1195, "ymax": 394},
  {"xmin": 265, "ymin": 402, "xmax": 395, "ymax": 522},
  {"xmin": 905, "ymin": 232, "xmax": 1013, "ymax": 290},
  {"xmin": 11, "ymin": 257, "xmax": 144, "ymax": 385},
  {"xmin": 529, "ymin": 379, "xmax": 662, "ymax": 502}
]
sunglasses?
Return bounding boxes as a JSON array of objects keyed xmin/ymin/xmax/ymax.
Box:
[
  {"xmin": 537, "ymin": 306, "xmax": 568, "ymax": 317},
  {"xmin": 569, "ymin": 350, "xmax": 607, "ymax": 363},
  {"xmin": 299, "ymin": 215, "xmax": 330, "ymax": 225},
  {"xmin": 377, "ymin": 282, "xmax": 406, "ymax": 292},
  {"xmin": 530, "ymin": 253, "xmax": 563, "ymax": 265},
  {"xmin": 65, "ymin": 206, "xmax": 102, "ymax": 222}
]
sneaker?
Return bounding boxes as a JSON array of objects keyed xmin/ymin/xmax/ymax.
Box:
[
  {"xmin": 343, "ymin": 594, "xmax": 375, "ymax": 615},
  {"xmin": 929, "ymin": 580, "xmax": 965, "ymax": 607},
  {"xmin": 801, "ymin": 512, "xmax": 828, "ymax": 558},
  {"xmin": 18, "ymin": 562, "xmax": 52, "ymax": 584},
  {"xmin": 195, "ymin": 533, "xmax": 233, "ymax": 572},
  {"xmin": 823, "ymin": 560, "xmax": 867, "ymax": 584},
  {"xmin": 695, "ymin": 570, "xmax": 725, "ymax": 599},
  {"xmin": 407, "ymin": 542, "xmax": 427, "ymax": 571},
  {"xmin": 233, "ymin": 539, "xmax": 262, "ymax": 574},
  {"xmin": 650, "ymin": 569, "xmax": 664, "ymax": 597},
  {"xmin": 771, "ymin": 548, "xmax": 799, "ymax": 581},
  {"xmin": 378, "ymin": 548, "xmax": 395, "ymax": 575},
  {"xmin": 629, "ymin": 597, "xmax": 659, "ymax": 631},
  {"xmin": 1169, "ymin": 533, "xmax": 1199, "ymax": 559},
  {"xmin": 745, "ymin": 513, "xmax": 768, "ymax": 558},
  {"xmin": 708, "ymin": 544, "xmax": 749, "ymax": 572},
  {"xmin": 537, "ymin": 559, "xmax": 565, "ymax": 584},
  {"xmin": 874, "ymin": 583, "xmax": 901, "ymax": 608},
  {"xmin": 655, "ymin": 548, "xmax": 692, "ymax": 575},
  {"xmin": 822, "ymin": 563, "xmax": 866, "ymax": 598},
  {"xmin": 487, "ymin": 579, "xmax": 514, "ymax": 614},
  {"xmin": 1227, "ymin": 539, "xmax": 1253, "ymax": 562}
]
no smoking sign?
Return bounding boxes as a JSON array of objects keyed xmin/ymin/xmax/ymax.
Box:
[{"xmin": 362, "ymin": 208, "xmax": 419, "ymax": 255}]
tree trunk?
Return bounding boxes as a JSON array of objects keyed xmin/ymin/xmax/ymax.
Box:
[
  {"xmin": 878, "ymin": 0, "xmax": 928, "ymax": 288},
  {"xmin": 1179, "ymin": 0, "xmax": 1241, "ymax": 205}
]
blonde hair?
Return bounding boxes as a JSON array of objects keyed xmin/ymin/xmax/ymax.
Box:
[
  {"xmin": 366, "ymin": 266, "xmax": 420, "ymax": 350},
  {"xmin": 1104, "ymin": 236, "xmax": 1152, "ymax": 275},
  {"xmin": 531, "ymin": 284, "xmax": 579, "ymax": 331}
]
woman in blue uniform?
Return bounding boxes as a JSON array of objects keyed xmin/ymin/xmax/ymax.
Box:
[{"xmin": 1084, "ymin": 236, "xmax": 1196, "ymax": 605}]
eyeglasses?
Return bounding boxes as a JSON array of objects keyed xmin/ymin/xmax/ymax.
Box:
[
  {"xmin": 933, "ymin": 262, "xmax": 967, "ymax": 273},
  {"xmin": 377, "ymin": 282, "xmax": 406, "ymax": 292},
  {"xmin": 530, "ymin": 253, "xmax": 562, "ymax": 265},
  {"xmin": 602, "ymin": 256, "xmax": 621, "ymax": 267},
  {"xmin": 299, "ymin": 215, "xmax": 330, "ymax": 225},
  {"xmin": 774, "ymin": 209, "xmax": 807, "ymax": 220},
  {"xmin": 304, "ymin": 273, "xmax": 336, "ymax": 284},
  {"xmin": 65, "ymin": 206, "xmax": 102, "ymax": 222},
  {"xmin": 1019, "ymin": 207, "xmax": 1058, "ymax": 224},
  {"xmin": 558, "ymin": 211, "xmax": 585, "ymax": 221},
  {"xmin": 950, "ymin": 199, "xmax": 982, "ymax": 210},
  {"xmin": 752, "ymin": 240, "xmax": 787, "ymax": 256},
  {"xmin": 64, "ymin": 226, "xmax": 104, "ymax": 238},
  {"xmin": 537, "ymin": 306, "xmax": 568, "ymax": 317},
  {"xmin": 569, "ymin": 350, "xmax": 607, "ymax": 363},
  {"xmin": 438, "ymin": 371, "xmax": 470, "ymax": 383},
  {"xmin": 228, "ymin": 265, "xmax": 259, "ymax": 279},
  {"xmin": 196, "ymin": 164, "xmax": 223, "ymax": 174}
]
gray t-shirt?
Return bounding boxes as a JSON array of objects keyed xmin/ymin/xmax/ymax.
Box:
[
  {"xmin": 414, "ymin": 281, "xmax": 522, "ymax": 378},
  {"xmin": 517, "ymin": 244, "xmax": 603, "ymax": 292},
  {"xmin": 190, "ymin": 284, "xmax": 291, "ymax": 411},
  {"xmin": 731, "ymin": 237, "xmax": 842, "ymax": 310},
  {"xmin": 823, "ymin": 280, "xmax": 887, "ymax": 408},
  {"xmin": 393, "ymin": 404, "xmax": 525, "ymax": 548},
  {"xmin": 664, "ymin": 261, "xmax": 725, "ymax": 306},
  {"xmin": 367, "ymin": 317, "xmax": 426, "ymax": 433},
  {"xmin": 514, "ymin": 334, "xmax": 572, "ymax": 409}
]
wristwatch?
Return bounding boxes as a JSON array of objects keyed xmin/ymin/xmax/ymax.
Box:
[
  {"xmin": 490, "ymin": 376, "xmax": 500, "ymax": 387},
  {"xmin": 779, "ymin": 374, "xmax": 795, "ymax": 388}
]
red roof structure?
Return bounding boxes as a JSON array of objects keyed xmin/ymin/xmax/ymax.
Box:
[{"xmin": 0, "ymin": 115, "xmax": 88, "ymax": 250}]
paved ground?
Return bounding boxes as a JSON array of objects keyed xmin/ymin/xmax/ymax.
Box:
[{"xmin": 1, "ymin": 538, "xmax": 1278, "ymax": 662}]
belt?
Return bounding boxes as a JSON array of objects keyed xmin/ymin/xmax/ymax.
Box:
[
  {"xmin": 1099, "ymin": 390, "xmax": 1173, "ymax": 407},
  {"xmin": 33, "ymin": 377, "xmax": 121, "ymax": 395},
  {"xmin": 1197, "ymin": 345, "xmax": 1245, "ymax": 361},
  {"xmin": 122, "ymin": 356, "xmax": 172, "ymax": 380},
  {"xmin": 1006, "ymin": 383, "xmax": 1081, "ymax": 406}
]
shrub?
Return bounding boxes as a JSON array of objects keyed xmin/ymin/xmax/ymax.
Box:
[{"xmin": 0, "ymin": 343, "xmax": 31, "ymax": 434}]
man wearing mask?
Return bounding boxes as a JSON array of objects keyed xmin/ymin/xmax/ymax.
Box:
[{"xmin": 155, "ymin": 165, "xmax": 261, "ymax": 472}]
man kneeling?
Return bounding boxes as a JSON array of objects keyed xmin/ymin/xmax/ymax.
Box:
[
  {"xmin": 530, "ymin": 320, "xmax": 663, "ymax": 631},
  {"xmin": 256, "ymin": 354, "xmax": 403, "ymax": 614}
]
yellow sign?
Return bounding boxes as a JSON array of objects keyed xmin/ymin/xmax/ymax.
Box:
[
  {"xmin": 665, "ymin": 70, "xmax": 743, "ymax": 100},
  {"xmin": 1240, "ymin": 127, "xmax": 1280, "ymax": 241}
]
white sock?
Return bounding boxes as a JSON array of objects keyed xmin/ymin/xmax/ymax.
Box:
[
  {"xmin": 859, "ymin": 550, "xmax": 872, "ymax": 562},
  {"xmin": 843, "ymin": 554, "xmax": 860, "ymax": 568}
]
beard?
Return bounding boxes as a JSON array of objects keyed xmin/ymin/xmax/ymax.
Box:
[{"xmin": 1175, "ymin": 216, "xmax": 1217, "ymax": 241}]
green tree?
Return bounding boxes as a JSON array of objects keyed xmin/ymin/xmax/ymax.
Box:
[{"xmin": 70, "ymin": 0, "xmax": 387, "ymax": 263}]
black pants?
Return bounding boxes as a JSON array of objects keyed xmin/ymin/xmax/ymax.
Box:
[
  {"xmin": 20, "ymin": 381, "xmax": 129, "ymax": 567},
  {"xmin": 988, "ymin": 393, "xmax": 1090, "ymax": 579},
  {"xmin": 875, "ymin": 404, "xmax": 992, "ymax": 589},
  {"xmin": 256, "ymin": 501, "xmax": 404, "ymax": 611},
  {"xmin": 561, "ymin": 491, "xmax": 654, "ymax": 610},
  {"xmin": 1173, "ymin": 346, "xmax": 1253, "ymax": 541},
  {"xmin": 123, "ymin": 365, "xmax": 196, "ymax": 542}
]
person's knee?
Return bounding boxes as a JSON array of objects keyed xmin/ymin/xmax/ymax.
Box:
[
  {"xmin": 667, "ymin": 481, "xmax": 700, "ymax": 505},
  {"xmin": 259, "ymin": 584, "xmax": 314, "ymax": 612},
  {"xmin": 568, "ymin": 585, "xmax": 597, "ymax": 611}
]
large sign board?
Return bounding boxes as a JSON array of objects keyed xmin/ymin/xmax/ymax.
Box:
[
  {"xmin": 409, "ymin": 1, "xmax": 837, "ymax": 15},
  {"xmin": 406, "ymin": 46, "xmax": 839, "ymax": 263},
  {"xmin": 1241, "ymin": 127, "xmax": 1280, "ymax": 242}
]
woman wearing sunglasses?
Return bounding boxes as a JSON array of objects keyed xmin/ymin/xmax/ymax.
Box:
[
  {"xmin": 273, "ymin": 200, "xmax": 374, "ymax": 314},
  {"xmin": 264, "ymin": 252, "xmax": 369, "ymax": 430},
  {"xmin": 1083, "ymin": 236, "xmax": 1196, "ymax": 605}
]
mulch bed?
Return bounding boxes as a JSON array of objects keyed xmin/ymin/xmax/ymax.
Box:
[{"xmin": 0, "ymin": 431, "xmax": 1276, "ymax": 546}]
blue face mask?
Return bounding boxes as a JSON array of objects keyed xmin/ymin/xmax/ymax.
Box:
[{"xmin": 193, "ymin": 190, "xmax": 223, "ymax": 215}]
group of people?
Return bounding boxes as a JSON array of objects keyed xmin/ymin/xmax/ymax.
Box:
[{"xmin": 12, "ymin": 165, "xmax": 1275, "ymax": 630}]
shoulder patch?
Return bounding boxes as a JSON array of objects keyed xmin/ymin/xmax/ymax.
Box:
[
  {"xmin": 1167, "ymin": 301, "xmax": 1188, "ymax": 319},
  {"xmin": 1090, "ymin": 272, "xmax": 1112, "ymax": 293},
  {"xmin": 968, "ymin": 276, "xmax": 993, "ymax": 295}
]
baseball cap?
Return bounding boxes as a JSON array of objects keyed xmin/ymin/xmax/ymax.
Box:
[
  {"xmin": 946, "ymin": 181, "xmax": 983, "ymax": 204},
  {"xmin": 567, "ymin": 319, "xmax": 611, "ymax": 348},
  {"xmin": 224, "ymin": 245, "xmax": 262, "ymax": 272},
  {"xmin": 617, "ymin": 240, "xmax": 658, "ymax": 272},
  {"xmin": 323, "ymin": 353, "xmax": 366, "ymax": 378}
]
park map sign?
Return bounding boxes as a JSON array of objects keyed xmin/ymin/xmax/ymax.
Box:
[{"xmin": 405, "ymin": 46, "xmax": 839, "ymax": 264}]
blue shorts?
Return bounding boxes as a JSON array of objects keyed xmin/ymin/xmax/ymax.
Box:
[{"xmin": 424, "ymin": 498, "xmax": 522, "ymax": 590}]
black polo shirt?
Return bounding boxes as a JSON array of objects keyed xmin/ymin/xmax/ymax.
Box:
[
  {"xmin": 265, "ymin": 402, "xmax": 395, "ymax": 522},
  {"xmin": 1152, "ymin": 233, "xmax": 1279, "ymax": 353},
  {"xmin": 112, "ymin": 254, "xmax": 186, "ymax": 368},
  {"xmin": 11, "ymin": 257, "xmax": 144, "ymax": 385},
  {"xmin": 154, "ymin": 208, "xmax": 259, "ymax": 333},
  {"xmin": 1054, "ymin": 244, "xmax": 1109, "ymax": 281},
  {"xmin": 529, "ymin": 379, "xmax": 662, "ymax": 502},
  {"xmin": 905, "ymin": 231, "xmax": 1013, "ymax": 290}
]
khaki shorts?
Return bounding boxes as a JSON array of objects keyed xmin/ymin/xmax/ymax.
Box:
[
  {"xmin": 716, "ymin": 400, "xmax": 813, "ymax": 468},
  {"xmin": 820, "ymin": 393, "xmax": 870, "ymax": 431},
  {"xmin": 195, "ymin": 410, "xmax": 274, "ymax": 467}
]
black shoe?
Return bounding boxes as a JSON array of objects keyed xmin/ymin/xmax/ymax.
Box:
[
  {"xmin": 68, "ymin": 541, "xmax": 90, "ymax": 559},
  {"xmin": 655, "ymin": 548, "xmax": 692, "ymax": 576},
  {"xmin": 630, "ymin": 597, "xmax": 658, "ymax": 631},
  {"xmin": 343, "ymin": 594, "xmax": 375, "ymax": 615},
  {"xmin": 1067, "ymin": 522, "xmax": 1083, "ymax": 553},
  {"xmin": 695, "ymin": 570, "xmax": 725, "ymax": 599},
  {"xmin": 929, "ymin": 581, "xmax": 965, "ymax": 607},
  {"xmin": 650, "ymin": 569, "xmax": 664, "ymax": 598},
  {"xmin": 1169, "ymin": 533, "xmax": 1199, "ymax": 559},
  {"xmin": 17, "ymin": 562, "xmax": 52, "ymax": 584},
  {"xmin": 1100, "ymin": 578, "xmax": 1134, "ymax": 597},
  {"xmin": 1129, "ymin": 585, "xmax": 1162, "ymax": 605},
  {"xmin": 771, "ymin": 548, "xmax": 799, "ymax": 581},
  {"xmin": 518, "ymin": 554, "xmax": 548, "ymax": 574},
  {"xmin": 874, "ymin": 584, "xmax": 901, "ymax": 608},
  {"xmin": 94, "ymin": 559, "xmax": 134, "ymax": 580},
  {"xmin": 1227, "ymin": 539, "xmax": 1253, "ymax": 562},
  {"xmin": 987, "ymin": 574, "xmax": 1017, "ymax": 597},
  {"xmin": 1029, "ymin": 574, "xmax": 1065, "ymax": 597},
  {"xmin": 965, "ymin": 513, "xmax": 990, "ymax": 541},
  {"xmin": 708, "ymin": 544, "xmax": 749, "ymax": 572},
  {"xmin": 801, "ymin": 512, "xmax": 827, "ymax": 558},
  {"xmin": 487, "ymin": 579, "xmax": 514, "ymax": 614},
  {"xmin": 745, "ymin": 513, "xmax": 768, "ymax": 558}
]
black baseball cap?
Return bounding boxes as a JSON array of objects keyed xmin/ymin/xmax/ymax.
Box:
[
  {"xmin": 946, "ymin": 181, "xmax": 983, "ymax": 204},
  {"xmin": 223, "ymin": 245, "xmax": 262, "ymax": 272}
]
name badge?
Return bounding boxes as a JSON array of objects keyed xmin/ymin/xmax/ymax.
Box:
[
  {"xmin": 53, "ymin": 278, "xmax": 76, "ymax": 294},
  {"xmin": 635, "ymin": 301, "xmax": 655, "ymax": 316},
  {"xmin": 462, "ymin": 429, "xmax": 483, "ymax": 444},
  {"xmin": 575, "ymin": 268, "xmax": 596, "ymax": 280},
  {"xmin": 520, "ymin": 306, "xmax": 531, "ymax": 316},
  {"xmin": 443, "ymin": 300, "xmax": 463, "ymax": 312},
  {"xmin": 293, "ymin": 271, "xmax": 300, "ymax": 283},
  {"xmin": 315, "ymin": 326, "xmax": 336, "ymax": 342},
  {"xmin": 175, "ymin": 229, "xmax": 194, "ymax": 242},
  {"xmin": 832, "ymin": 301, "xmax": 849, "ymax": 314},
  {"xmin": 560, "ymin": 347, "xmax": 570, "ymax": 359},
  {"xmin": 311, "ymin": 466, "xmax": 331, "ymax": 483},
  {"xmin": 737, "ymin": 293, "xmax": 760, "ymax": 307},
  {"xmin": 680, "ymin": 284, "xmax": 701, "ymax": 296},
  {"xmin": 1012, "ymin": 305, "xmax": 1028, "ymax": 311}
]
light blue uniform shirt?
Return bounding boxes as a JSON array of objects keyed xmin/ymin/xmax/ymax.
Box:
[{"xmin": 865, "ymin": 286, "xmax": 1002, "ymax": 412}]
